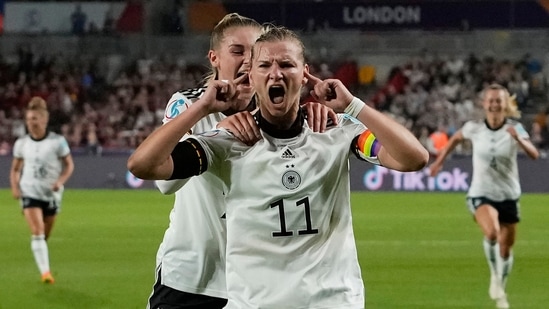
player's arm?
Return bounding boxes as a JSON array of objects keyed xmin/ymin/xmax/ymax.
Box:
[
  {"xmin": 352, "ymin": 101, "xmax": 428, "ymax": 172},
  {"xmin": 153, "ymin": 91, "xmax": 198, "ymax": 194},
  {"xmin": 128, "ymin": 79, "xmax": 240, "ymax": 180},
  {"xmin": 53, "ymin": 154, "xmax": 74, "ymax": 192},
  {"xmin": 507, "ymin": 125, "xmax": 540, "ymax": 160},
  {"xmin": 155, "ymin": 179, "xmax": 190, "ymax": 195},
  {"xmin": 428, "ymin": 130, "xmax": 464, "ymax": 176},
  {"xmin": 305, "ymin": 70, "xmax": 428, "ymax": 172},
  {"xmin": 9, "ymin": 157, "xmax": 23, "ymax": 199}
]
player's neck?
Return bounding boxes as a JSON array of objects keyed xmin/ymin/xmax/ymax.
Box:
[
  {"xmin": 485, "ymin": 116, "xmax": 505, "ymax": 130},
  {"xmin": 29, "ymin": 129, "xmax": 47, "ymax": 140}
]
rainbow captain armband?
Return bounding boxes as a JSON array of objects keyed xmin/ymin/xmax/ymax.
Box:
[{"xmin": 354, "ymin": 129, "xmax": 380, "ymax": 161}]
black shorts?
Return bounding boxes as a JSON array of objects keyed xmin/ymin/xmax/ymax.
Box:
[
  {"xmin": 21, "ymin": 197, "xmax": 59, "ymax": 217},
  {"xmin": 466, "ymin": 196, "xmax": 520, "ymax": 224},
  {"xmin": 148, "ymin": 268, "xmax": 227, "ymax": 309}
]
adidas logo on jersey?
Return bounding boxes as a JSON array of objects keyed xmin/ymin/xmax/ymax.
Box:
[{"xmin": 281, "ymin": 147, "xmax": 296, "ymax": 159}]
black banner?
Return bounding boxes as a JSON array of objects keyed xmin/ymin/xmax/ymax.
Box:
[{"xmin": 223, "ymin": 0, "xmax": 549, "ymax": 31}]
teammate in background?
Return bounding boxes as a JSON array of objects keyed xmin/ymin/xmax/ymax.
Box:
[
  {"xmin": 128, "ymin": 26, "xmax": 428, "ymax": 308},
  {"xmin": 147, "ymin": 14, "xmax": 337, "ymax": 309},
  {"xmin": 9, "ymin": 96, "xmax": 75, "ymax": 284},
  {"xmin": 429, "ymin": 84, "xmax": 539, "ymax": 309}
]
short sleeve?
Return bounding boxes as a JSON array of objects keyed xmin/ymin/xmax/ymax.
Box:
[
  {"xmin": 514, "ymin": 122, "xmax": 530, "ymax": 139},
  {"xmin": 13, "ymin": 138, "xmax": 23, "ymax": 158},
  {"xmin": 461, "ymin": 121, "xmax": 475, "ymax": 139},
  {"xmin": 57, "ymin": 136, "xmax": 71, "ymax": 157},
  {"xmin": 163, "ymin": 92, "xmax": 192, "ymax": 124}
]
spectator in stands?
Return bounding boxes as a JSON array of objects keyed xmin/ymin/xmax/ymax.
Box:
[
  {"xmin": 417, "ymin": 126, "xmax": 437, "ymax": 157},
  {"xmin": 529, "ymin": 121, "xmax": 548, "ymax": 155},
  {"xmin": 70, "ymin": 3, "xmax": 87, "ymax": 36},
  {"xmin": 333, "ymin": 51, "xmax": 359, "ymax": 90},
  {"xmin": 102, "ymin": 5, "xmax": 117, "ymax": 35},
  {"xmin": 429, "ymin": 84, "xmax": 539, "ymax": 309},
  {"xmin": 429, "ymin": 124, "xmax": 449, "ymax": 157}
]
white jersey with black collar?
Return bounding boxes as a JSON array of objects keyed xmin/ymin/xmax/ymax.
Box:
[
  {"xmin": 13, "ymin": 131, "xmax": 70, "ymax": 203},
  {"xmin": 461, "ymin": 118, "xmax": 529, "ymax": 201},
  {"xmin": 155, "ymin": 87, "xmax": 229, "ymax": 297},
  {"xmin": 192, "ymin": 114, "xmax": 378, "ymax": 309}
]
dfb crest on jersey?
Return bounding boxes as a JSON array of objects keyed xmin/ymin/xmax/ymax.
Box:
[{"xmin": 282, "ymin": 170, "xmax": 301, "ymax": 190}]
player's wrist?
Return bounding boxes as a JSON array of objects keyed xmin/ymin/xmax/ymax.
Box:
[{"xmin": 344, "ymin": 97, "xmax": 366, "ymax": 118}]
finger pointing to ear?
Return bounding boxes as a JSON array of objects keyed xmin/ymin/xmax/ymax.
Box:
[{"xmin": 304, "ymin": 71, "xmax": 322, "ymax": 86}]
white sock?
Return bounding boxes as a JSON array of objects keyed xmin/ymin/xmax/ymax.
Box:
[
  {"xmin": 483, "ymin": 238, "xmax": 498, "ymax": 276},
  {"xmin": 496, "ymin": 252, "xmax": 514, "ymax": 289},
  {"xmin": 31, "ymin": 234, "xmax": 50, "ymax": 275}
]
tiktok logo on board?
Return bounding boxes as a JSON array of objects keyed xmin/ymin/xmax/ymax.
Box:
[{"xmin": 362, "ymin": 165, "xmax": 469, "ymax": 191}]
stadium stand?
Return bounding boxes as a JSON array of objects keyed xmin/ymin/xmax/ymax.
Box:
[{"xmin": 1, "ymin": 1, "xmax": 548, "ymax": 157}]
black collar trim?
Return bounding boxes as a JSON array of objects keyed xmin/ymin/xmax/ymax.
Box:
[
  {"xmin": 30, "ymin": 130, "xmax": 49, "ymax": 142},
  {"xmin": 255, "ymin": 110, "xmax": 304, "ymax": 139},
  {"xmin": 484, "ymin": 119, "xmax": 505, "ymax": 131}
]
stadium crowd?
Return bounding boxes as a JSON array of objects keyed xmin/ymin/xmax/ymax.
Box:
[{"xmin": 0, "ymin": 47, "xmax": 548, "ymax": 157}]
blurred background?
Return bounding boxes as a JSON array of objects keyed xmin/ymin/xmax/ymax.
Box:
[{"xmin": 0, "ymin": 0, "xmax": 548, "ymax": 189}]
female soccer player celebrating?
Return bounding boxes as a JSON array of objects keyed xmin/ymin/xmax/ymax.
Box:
[
  {"xmin": 430, "ymin": 84, "xmax": 539, "ymax": 309},
  {"xmin": 129, "ymin": 25, "xmax": 427, "ymax": 308}
]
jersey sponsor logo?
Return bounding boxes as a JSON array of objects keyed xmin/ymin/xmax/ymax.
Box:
[
  {"xmin": 280, "ymin": 147, "xmax": 296, "ymax": 159},
  {"xmin": 282, "ymin": 169, "xmax": 301, "ymax": 190}
]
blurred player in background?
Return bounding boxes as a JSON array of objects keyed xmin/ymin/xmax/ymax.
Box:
[
  {"xmin": 128, "ymin": 25, "xmax": 428, "ymax": 308},
  {"xmin": 429, "ymin": 84, "xmax": 539, "ymax": 309},
  {"xmin": 147, "ymin": 14, "xmax": 336, "ymax": 309},
  {"xmin": 9, "ymin": 96, "xmax": 74, "ymax": 284}
]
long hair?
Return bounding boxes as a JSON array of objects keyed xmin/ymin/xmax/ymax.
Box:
[{"xmin": 202, "ymin": 13, "xmax": 262, "ymax": 85}]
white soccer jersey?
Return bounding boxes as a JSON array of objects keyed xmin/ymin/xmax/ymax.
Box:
[
  {"xmin": 13, "ymin": 131, "xmax": 70, "ymax": 204},
  {"xmin": 194, "ymin": 114, "xmax": 379, "ymax": 309},
  {"xmin": 461, "ymin": 119, "xmax": 529, "ymax": 201},
  {"xmin": 155, "ymin": 88, "xmax": 229, "ymax": 297}
]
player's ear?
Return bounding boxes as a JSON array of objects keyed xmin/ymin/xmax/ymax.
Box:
[
  {"xmin": 208, "ymin": 50, "xmax": 219, "ymax": 67},
  {"xmin": 302, "ymin": 64, "xmax": 309, "ymax": 85}
]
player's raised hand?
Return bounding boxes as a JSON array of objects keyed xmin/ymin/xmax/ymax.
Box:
[
  {"xmin": 304, "ymin": 71, "xmax": 353, "ymax": 113},
  {"xmin": 201, "ymin": 73, "xmax": 249, "ymax": 114}
]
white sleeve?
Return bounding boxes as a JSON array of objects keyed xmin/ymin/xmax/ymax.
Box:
[
  {"xmin": 514, "ymin": 122, "xmax": 530, "ymax": 139},
  {"xmin": 461, "ymin": 121, "xmax": 475, "ymax": 139},
  {"xmin": 163, "ymin": 92, "xmax": 192, "ymax": 124},
  {"xmin": 155, "ymin": 179, "xmax": 190, "ymax": 195}
]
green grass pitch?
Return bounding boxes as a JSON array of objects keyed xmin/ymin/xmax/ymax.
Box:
[{"xmin": 1, "ymin": 189, "xmax": 548, "ymax": 308}]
